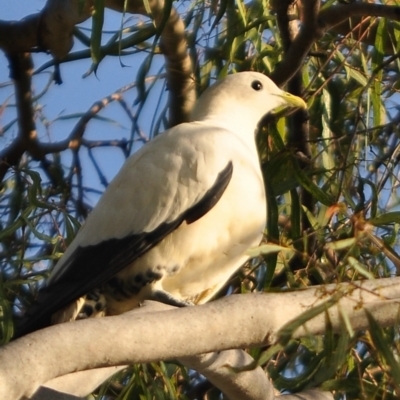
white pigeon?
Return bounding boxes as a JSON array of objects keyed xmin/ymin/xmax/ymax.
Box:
[{"xmin": 14, "ymin": 71, "xmax": 306, "ymax": 338}]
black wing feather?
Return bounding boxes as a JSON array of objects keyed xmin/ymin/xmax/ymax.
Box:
[{"xmin": 14, "ymin": 161, "xmax": 233, "ymax": 339}]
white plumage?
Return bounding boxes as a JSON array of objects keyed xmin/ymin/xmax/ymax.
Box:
[{"xmin": 15, "ymin": 71, "xmax": 306, "ymax": 338}]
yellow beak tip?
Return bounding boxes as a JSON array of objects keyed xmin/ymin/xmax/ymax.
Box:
[{"xmin": 283, "ymin": 92, "xmax": 307, "ymax": 110}]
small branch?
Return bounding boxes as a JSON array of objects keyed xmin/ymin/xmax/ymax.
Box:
[{"xmin": 1, "ymin": 76, "xmax": 146, "ymax": 182}]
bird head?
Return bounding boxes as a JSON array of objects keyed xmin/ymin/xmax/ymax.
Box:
[{"xmin": 190, "ymin": 71, "xmax": 307, "ymax": 141}]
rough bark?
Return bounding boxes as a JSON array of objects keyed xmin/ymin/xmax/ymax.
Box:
[{"xmin": 1, "ymin": 277, "xmax": 400, "ymax": 400}]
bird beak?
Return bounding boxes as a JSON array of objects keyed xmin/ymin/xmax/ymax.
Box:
[
  {"xmin": 278, "ymin": 92, "xmax": 307, "ymax": 109},
  {"xmin": 278, "ymin": 92, "xmax": 307, "ymax": 110}
]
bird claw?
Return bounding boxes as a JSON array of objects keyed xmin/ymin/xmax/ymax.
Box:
[{"xmin": 150, "ymin": 290, "xmax": 193, "ymax": 307}]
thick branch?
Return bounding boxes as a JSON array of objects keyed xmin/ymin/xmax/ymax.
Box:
[
  {"xmin": 42, "ymin": 303, "xmax": 276, "ymax": 400},
  {"xmin": 180, "ymin": 350, "xmax": 275, "ymax": 400},
  {"xmin": 0, "ymin": 0, "xmax": 194, "ymax": 148},
  {"xmin": 31, "ymin": 388, "xmax": 83, "ymax": 400},
  {"xmin": 0, "ymin": 1, "xmax": 91, "ymax": 59},
  {"xmin": 0, "ymin": 53, "xmax": 38, "ymax": 182},
  {"xmin": 43, "ymin": 304, "xmax": 332, "ymax": 400},
  {"xmin": 1, "ymin": 277, "xmax": 400, "ymax": 399},
  {"xmin": 272, "ymin": 0, "xmax": 315, "ymax": 250},
  {"xmin": 0, "ymin": 0, "xmax": 194, "ymax": 125},
  {"xmin": 271, "ymin": 2, "xmax": 400, "ymax": 85},
  {"xmin": 40, "ymin": 350, "xmax": 333, "ymax": 400},
  {"xmin": 319, "ymin": 2, "xmax": 400, "ymax": 30},
  {"xmin": 105, "ymin": 0, "xmax": 195, "ymax": 125},
  {"xmin": 0, "ymin": 136, "xmax": 25, "ymax": 183},
  {"xmin": 43, "ymin": 366, "xmax": 126, "ymax": 397},
  {"xmin": 270, "ymin": 0, "xmax": 322, "ymax": 85},
  {"xmin": 0, "ymin": 15, "xmax": 41, "ymax": 53}
]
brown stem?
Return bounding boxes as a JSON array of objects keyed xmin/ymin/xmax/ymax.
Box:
[
  {"xmin": 271, "ymin": 2, "xmax": 400, "ymax": 85},
  {"xmin": 105, "ymin": 0, "xmax": 195, "ymax": 125},
  {"xmin": 273, "ymin": 0, "xmax": 316, "ymax": 259},
  {"xmin": 0, "ymin": 53, "xmax": 38, "ymax": 182}
]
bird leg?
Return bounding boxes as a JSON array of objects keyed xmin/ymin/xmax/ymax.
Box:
[{"xmin": 149, "ymin": 290, "xmax": 194, "ymax": 307}]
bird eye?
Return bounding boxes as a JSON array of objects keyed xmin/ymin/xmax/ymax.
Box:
[{"xmin": 251, "ymin": 80, "xmax": 263, "ymax": 91}]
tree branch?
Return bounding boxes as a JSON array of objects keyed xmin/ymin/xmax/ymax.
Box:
[
  {"xmin": 31, "ymin": 387, "xmax": 83, "ymax": 400},
  {"xmin": 272, "ymin": 0, "xmax": 315, "ymax": 257},
  {"xmin": 0, "ymin": 15, "xmax": 41, "ymax": 54},
  {"xmin": 42, "ymin": 366, "xmax": 126, "ymax": 397},
  {"xmin": 0, "ymin": 0, "xmax": 195, "ymax": 182},
  {"xmin": 0, "ymin": 76, "xmax": 153, "ymax": 182},
  {"xmin": 0, "ymin": 0, "xmax": 195, "ymax": 126},
  {"xmin": 40, "ymin": 350, "xmax": 333, "ymax": 400},
  {"xmin": 271, "ymin": 2, "xmax": 400, "ymax": 86},
  {"xmin": 1, "ymin": 277, "xmax": 400, "ymax": 399},
  {"xmin": 105, "ymin": 0, "xmax": 195, "ymax": 125},
  {"xmin": 319, "ymin": 2, "xmax": 400, "ymax": 31},
  {"xmin": 0, "ymin": 53, "xmax": 38, "ymax": 182}
]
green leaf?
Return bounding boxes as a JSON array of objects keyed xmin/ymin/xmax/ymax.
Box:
[
  {"xmin": 63, "ymin": 212, "xmax": 81, "ymax": 246},
  {"xmin": 347, "ymin": 256, "xmax": 375, "ymax": 280},
  {"xmin": 278, "ymin": 291, "xmax": 345, "ymax": 346},
  {"xmin": 237, "ymin": 0, "xmax": 247, "ymax": 27},
  {"xmin": 290, "ymin": 188, "xmax": 302, "ymax": 244},
  {"xmin": 302, "ymin": 205, "xmax": 320, "ymax": 231},
  {"xmin": 21, "ymin": 215, "xmax": 58, "ymax": 244},
  {"xmin": 0, "ymin": 277, "xmax": 13, "ymax": 344},
  {"xmin": 209, "ymin": 0, "xmax": 229, "ymax": 32},
  {"xmin": 262, "ymin": 177, "xmax": 279, "ymax": 287},
  {"xmin": 246, "ymin": 243, "xmax": 294, "ymax": 257},
  {"xmin": 292, "ymin": 161, "xmax": 333, "ymax": 206},
  {"xmin": 366, "ymin": 311, "xmax": 400, "ymax": 388},
  {"xmin": 0, "ymin": 206, "xmax": 33, "ymax": 240},
  {"xmin": 321, "ymin": 89, "xmax": 335, "ymax": 181},
  {"xmin": 368, "ymin": 212, "xmax": 400, "ymax": 226},
  {"xmin": 345, "ymin": 66, "xmax": 368, "ymax": 87},
  {"xmin": 91, "ymin": 0, "xmax": 105, "ymax": 67},
  {"xmin": 371, "ymin": 18, "xmax": 387, "ymax": 128},
  {"xmin": 135, "ymin": 53, "xmax": 153, "ymax": 106},
  {"xmin": 22, "ymin": 169, "xmax": 56, "ymax": 211},
  {"xmin": 359, "ymin": 177, "xmax": 378, "ymax": 218},
  {"xmin": 326, "ymin": 238, "xmax": 356, "ymax": 251},
  {"xmin": 256, "ymin": 343, "xmax": 283, "ymax": 367}
]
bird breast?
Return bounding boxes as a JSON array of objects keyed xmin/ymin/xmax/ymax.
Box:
[{"xmin": 105, "ymin": 138, "xmax": 266, "ymax": 314}]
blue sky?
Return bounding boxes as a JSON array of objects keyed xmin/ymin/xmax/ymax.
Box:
[{"xmin": 1, "ymin": 1, "xmax": 167, "ymax": 204}]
